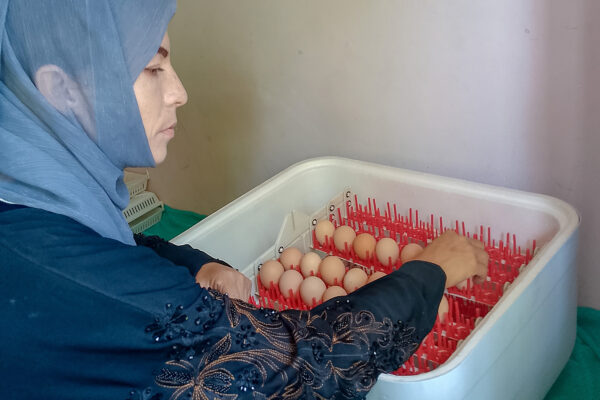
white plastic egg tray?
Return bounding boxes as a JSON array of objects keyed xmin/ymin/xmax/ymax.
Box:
[{"xmin": 173, "ymin": 157, "xmax": 579, "ymax": 400}]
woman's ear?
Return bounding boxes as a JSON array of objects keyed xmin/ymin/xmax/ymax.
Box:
[
  {"xmin": 34, "ymin": 64, "xmax": 96, "ymax": 139},
  {"xmin": 34, "ymin": 64, "xmax": 77, "ymax": 113}
]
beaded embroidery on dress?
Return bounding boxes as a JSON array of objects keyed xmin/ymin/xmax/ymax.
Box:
[{"xmin": 129, "ymin": 290, "xmax": 420, "ymax": 400}]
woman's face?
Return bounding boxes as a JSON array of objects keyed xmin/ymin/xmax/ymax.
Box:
[{"xmin": 133, "ymin": 33, "xmax": 188, "ymax": 164}]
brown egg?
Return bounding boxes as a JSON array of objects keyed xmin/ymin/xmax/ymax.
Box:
[
  {"xmin": 343, "ymin": 268, "xmax": 368, "ymax": 293},
  {"xmin": 259, "ymin": 260, "xmax": 284, "ymax": 289},
  {"xmin": 280, "ymin": 247, "xmax": 302, "ymax": 271},
  {"xmin": 438, "ymin": 295, "xmax": 449, "ymax": 323},
  {"xmin": 322, "ymin": 286, "xmax": 347, "ymax": 302},
  {"xmin": 278, "ymin": 269, "xmax": 304, "ymax": 299},
  {"xmin": 300, "ymin": 252, "xmax": 321, "ymax": 278},
  {"xmin": 400, "ymin": 243, "xmax": 424, "ymax": 263},
  {"xmin": 319, "ymin": 256, "xmax": 346, "ymax": 286},
  {"xmin": 300, "ymin": 276, "xmax": 327, "ymax": 307},
  {"xmin": 333, "ymin": 225, "xmax": 356, "ymax": 253},
  {"xmin": 375, "ymin": 238, "xmax": 399, "ymax": 266},
  {"xmin": 367, "ymin": 271, "xmax": 387, "ymax": 284},
  {"xmin": 315, "ymin": 219, "xmax": 335, "ymax": 246},
  {"xmin": 353, "ymin": 233, "xmax": 376, "ymax": 261}
]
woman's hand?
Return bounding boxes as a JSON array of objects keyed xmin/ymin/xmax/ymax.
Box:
[
  {"xmin": 414, "ymin": 231, "xmax": 489, "ymax": 288},
  {"xmin": 195, "ymin": 262, "xmax": 252, "ymax": 301}
]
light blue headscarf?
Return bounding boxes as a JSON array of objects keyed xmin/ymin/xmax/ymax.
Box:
[{"xmin": 0, "ymin": 0, "xmax": 176, "ymax": 244}]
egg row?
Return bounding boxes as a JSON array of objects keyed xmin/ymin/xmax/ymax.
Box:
[
  {"xmin": 314, "ymin": 220, "xmax": 425, "ymax": 265},
  {"xmin": 259, "ymin": 249, "xmax": 388, "ymax": 306},
  {"xmin": 315, "ymin": 220, "xmax": 454, "ymax": 322}
]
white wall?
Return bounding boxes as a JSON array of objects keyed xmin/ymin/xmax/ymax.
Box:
[{"xmin": 150, "ymin": 0, "xmax": 600, "ymax": 308}]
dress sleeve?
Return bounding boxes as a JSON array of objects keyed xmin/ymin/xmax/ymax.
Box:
[
  {"xmin": 1, "ymin": 210, "xmax": 445, "ymax": 400},
  {"xmin": 133, "ymin": 233, "xmax": 232, "ymax": 276},
  {"xmin": 127, "ymin": 260, "xmax": 445, "ymax": 400}
]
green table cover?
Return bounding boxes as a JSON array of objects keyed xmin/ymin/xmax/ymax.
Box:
[
  {"xmin": 142, "ymin": 204, "xmax": 206, "ymax": 241},
  {"xmin": 545, "ymin": 307, "xmax": 600, "ymax": 399}
]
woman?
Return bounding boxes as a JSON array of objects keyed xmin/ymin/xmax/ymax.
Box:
[{"xmin": 0, "ymin": 1, "xmax": 488, "ymax": 399}]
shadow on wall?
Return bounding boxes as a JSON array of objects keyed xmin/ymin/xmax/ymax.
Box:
[
  {"xmin": 146, "ymin": 1, "xmax": 600, "ymax": 308},
  {"xmin": 574, "ymin": 0, "xmax": 600, "ymax": 308},
  {"xmin": 148, "ymin": 8, "xmax": 260, "ymax": 215},
  {"xmin": 532, "ymin": 0, "xmax": 600, "ymax": 307}
]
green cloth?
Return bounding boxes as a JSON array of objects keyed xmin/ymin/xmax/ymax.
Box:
[
  {"xmin": 545, "ymin": 307, "xmax": 600, "ymax": 399},
  {"xmin": 142, "ymin": 204, "xmax": 206, "ymax": 241},
  {"xmin": 145, "ymin": 206, "xmax": 600, "ymax": 398}
]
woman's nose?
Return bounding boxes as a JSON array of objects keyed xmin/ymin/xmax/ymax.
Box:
[{"xmin": 165, "ymin": 68, "xmax": 188, "ymax": 108}]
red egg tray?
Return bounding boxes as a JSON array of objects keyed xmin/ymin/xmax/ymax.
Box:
[{"xmin": 251, "ymin": 195, "xmax": 537, "ymax": 376}]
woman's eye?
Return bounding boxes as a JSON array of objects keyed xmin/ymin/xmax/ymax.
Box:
[{"xmin": 145, "ymin": 67, "xmax": 164, "ymax": 75}]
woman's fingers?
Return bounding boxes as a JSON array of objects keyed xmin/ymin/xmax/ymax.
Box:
[
  {"xmin": 468, "ymin": 237, "xmax": 485, "ymax": 249},
  {"xmin": 466, "ymin": 238, "xmax": 488, "ymax": 281},
  {"xmin": 195, "ymin": 262, "xmax": 252, "ymax": 301},
  {"xmin": 242, "ymin": 278, "xmax": 252, "ymax": 301},
  {"xmin": 415, "ymin": 231, "xmax": 490, "ymax": 288},
  {"xmin": 473, "ymin": 247, "xmax": 489, "ymax": 283},
  {"xmin": 228, "ymin": 273, "xmax": 252, "ymax": 301},
  {"xmin": 227, "ymin": 270, "xmax": 252, "ymax": 301},
  {"xmin": 476, "ymin": 248, "xmax": 489, "ymax": 268}
]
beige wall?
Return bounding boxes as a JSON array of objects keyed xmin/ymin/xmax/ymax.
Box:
[{"xmin": 149, "ymin": 1, "xmax": 600, "ymax": 308}]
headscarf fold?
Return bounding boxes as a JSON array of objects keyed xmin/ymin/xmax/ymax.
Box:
[{"xmin": 0, "ymin": 0, "xmax": 176, "ymax": 244}]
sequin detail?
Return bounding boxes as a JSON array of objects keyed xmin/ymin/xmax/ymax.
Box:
[{"xmin": 135, "ymin": 289, "xmax": 420, "ymax": 399}]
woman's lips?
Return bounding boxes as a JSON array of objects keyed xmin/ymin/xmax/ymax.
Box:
[
  {"xmin": 160, "ymin": 127, "xmax": 175, "ymax": 138},
  {"xmin": 159, "ymin": 123, "xmax": 176, "ymax": 138}
]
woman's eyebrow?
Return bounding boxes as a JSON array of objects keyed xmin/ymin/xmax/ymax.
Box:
[{"xmin": 157, "ymin": 46, "xmax": 169, "ymax": 58}]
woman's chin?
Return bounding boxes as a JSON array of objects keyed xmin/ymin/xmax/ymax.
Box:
[{"xmin": 151, "ymin": 147, "xmax": 168, "ymax": 165}]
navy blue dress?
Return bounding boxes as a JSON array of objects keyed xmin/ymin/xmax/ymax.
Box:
[{"xmin": 0, "ymin": 203, "xmax": 446, "ymax": 400}]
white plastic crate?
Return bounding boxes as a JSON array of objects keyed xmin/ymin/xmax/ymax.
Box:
[
  {"xmin": 129, "ymin": 206, "xmax": 163, "ymax": 234},
  {"xmin": 123, "ymin": 191, "xmax": 162, "ymax": 223},
  {"xmin": 124, "ymin": 170, "xmax": 149, "ymax": 199},
  {"xmin": 172, "ymin": 157, "xmax": 579, "ymax": 400}
]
